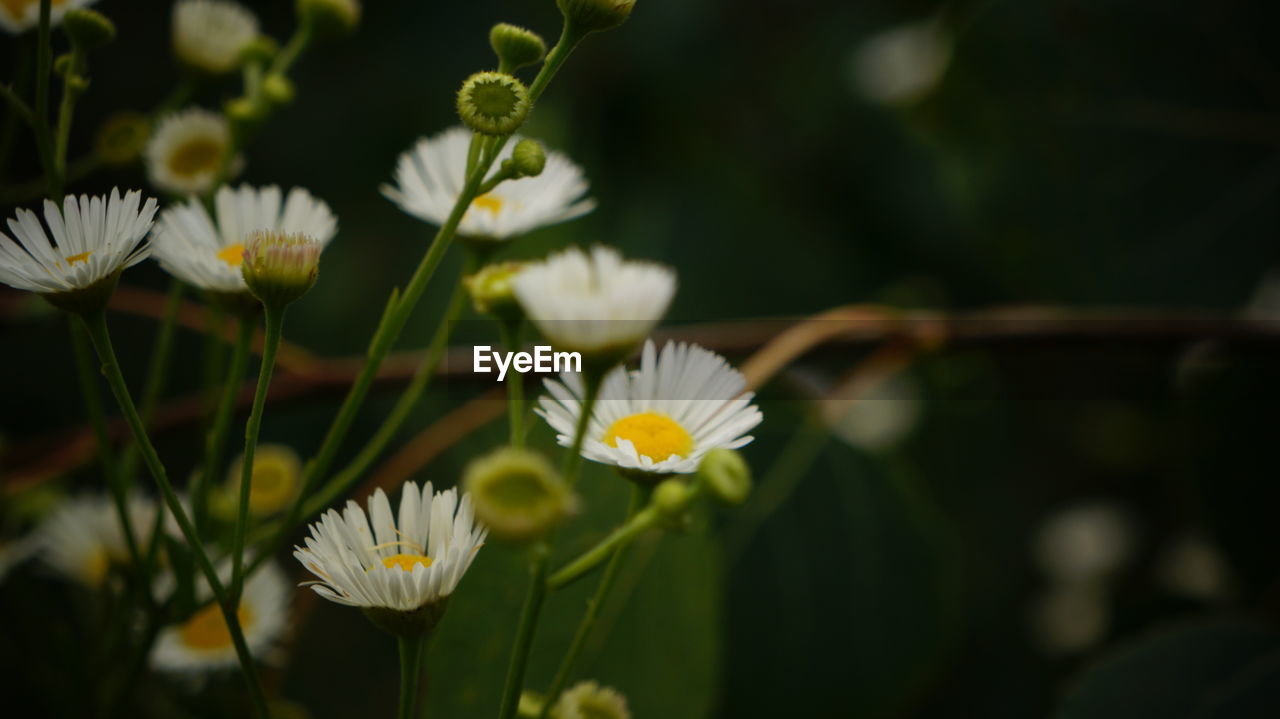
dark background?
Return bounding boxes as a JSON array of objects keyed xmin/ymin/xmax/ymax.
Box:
[{"xmin": 3, "ymin": 0, "xmax": 1280, "ymax": 717}]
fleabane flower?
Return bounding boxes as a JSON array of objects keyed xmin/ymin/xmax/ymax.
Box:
[
  {"xmin": 0, "ymin": 0, "xmax": 97, "ymax": 35},
  {"xmin": 0, "ymin": 189, "xmax": 157, "ymax": 312},
  {"xmin": 538, "ymin": 340, "xmax": 762, "ymax": 476},
  {"xmin": 553, "ymin": 681, "xmax": 632, "ymax": 719},
  {"xmin": 145, "ymin": 108, "xmax": 240, "ymax": 196},
  {"xmin": 241, "ymin": 231, "xmax": 322, "ymax": 307},
  {"xmin": 382, "ymin": 126, "xmax": 595, "ymax": 242},
  {"xmin": 36, "ymin": 493, "xmax": 157, "ymax": 587},
  {"xmin": 151, "ymin": 563, "xmax": 290, "ymax": 672},
  {"xmin": 150, "ymin": 184, "xmax": 336, "ymax": 298},
  {"xmin": 172, "ymin": 0, "xmax": 259, "ymax": 75},
  {"xmin": 513, "ymin": 245, "xmax": 675, "ymax": 365},
  {"xmin": 293, "ymin": 482, "xmax": 486, "ymax": 637}
]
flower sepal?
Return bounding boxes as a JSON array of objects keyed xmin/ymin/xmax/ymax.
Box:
[
  {"xmin": 42, "ymin": 270, "xmax": 120, "ymax": 315},
  {"xmin": 362, "ymin": 598, "xmax": 449, "ymax": 639}
]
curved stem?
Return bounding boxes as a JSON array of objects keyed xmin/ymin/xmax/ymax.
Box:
[
  {"xmin": 398, "ymin": 633, "xmax": 426, "ymax": 719},
  {"xmin": 271, "ymin": 23, "xmax": 313, "ymax": 76},
  {"xmin": 546, "ymin": 504, "xmax": 658, "ymax": 591},
  {"xmin": 77, "ymin": 310, "xmax": 270, "ymax": 719},
  {"xmin": 539, "ymin": 486, "xmax": 649, "ymax": 717},
  {"xmin": 230, "ymin": 305, "xmax": 285, "ymax": 603},
  {"xmin": 194, "ymin": 313, "xmax": 254, "ymax": 533},
  {"xmin": 561, "ymin": 374, "xmax": 602, "ymax": 485},
  {"xmin": 53, "ymin": 48, "xmax": 84, "ymax": 179},
  {"xmin": 120, "ymin": 279, "xmax": 185, "ymax": 482},
  {"xmin": 528, "ymin": 20, "xmax": 587, "ymax": 103},
  {"xmin": 497, "ymin": 546, "xmax": 549, "ymax": 719}
]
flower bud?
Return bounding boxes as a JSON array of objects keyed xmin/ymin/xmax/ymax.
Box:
[
  {"xmin": 63, "ymin": 9, "xmax": 116, "ymax": 51},
  {"xmin": 240, "ymin": 232, "xmax": 321, "ymax": 308},
  {"xmin": 457, "ymin": 72, "xmax": 530, "ymax": 136},
  {"xmin": 240, "ymin": 35, "xmax": 279, "ymax": 66},
  {"xmin": 490, "ymin": 23, "xmax": 546, "ymax": 71},
  {"xmin": 652, "ymin": 479, "xmax": 694, "ymax": 522},
  {"xmin": 556, "ymin": 0, "xmax": 636, "ymax": 33},
  {"xmin": 465, "ymin": 262, "xmax": 526, "ymax": 321},
  {"xmin": 263, "ymin": 73, "xmax": 296, "ymax": 105},
  {"xmin": 297, "ymin": 0, "xmax": 360, "ymax": 37},
  {"xmin": 551, "ymin": 681, "xmax": 631, "ymax": 719},
  {"xmin": 94, "ymin": 112, "xmax": 150, "ymax": 166},
  {"xmin": 463, "ymin": 447, "xmax": 575, "ymax": 543},
  {"xmin": 696, "ymin": 448, "xmax": 751, "ymax": 506},
  {"xmin": 509, "ymin": 139, "xmax": 546, "ymax": 178}
]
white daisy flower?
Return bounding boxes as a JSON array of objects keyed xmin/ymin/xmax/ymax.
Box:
[
  {"xmin": 293, "ymin": 482, "xmax": 486, "ymax": 620},
  {"xmin": 36, "ymin": 493, "xmax": 157, "ymax": 587},
  {"xmin": 144, "ymin": 108, "xmax": 240, "ymax": 197},
  {"xmin": 151, "ymin": 562, "xmax": 290, "ymax": 672},
  {"xmin": 0, "ymin": 0, "xmax": 97, "ymax": 35},
  {"xmin": 0, "ymin": 188, "xmax": 157, "ymax": 299},
  {"xmin": 513, "ymin": 245, "xmax": 676, "ymax": 359},
  {"xmin": 538, "ymin": 340, "xmax": 763, "ymax": 475},
  {"xmin": 172, "ymin": 0, "xmax": 259, "ymax": 75},
  {"xmin": 150, "ymin": 184, "xmax": 337, "ymax": 294},
  {"xmin": 381, "ymin": 126, "xmax": 595, "ymax": 241},
  {"xmin": 553, "ymin": 681, "xmax": 632, "ymax": 719}
]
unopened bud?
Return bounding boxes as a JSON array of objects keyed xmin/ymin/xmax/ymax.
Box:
[
  {"xmin": 490, "ymin": 23, "xmax": 546, "ymax": 71},
  {"xmin": 551, "ymin": 681, "xmax": 631, "ymax": 719},
  {"xmin": 94, "ymin": 112, "xmax": 150, "ymax": 166},
  {"xmin": 556, "ymin": 0, "xmax": 636, "ymax": 34},
  {"xmin": 263, "ymin": 74, "xmax": 296, "ymax": 105},
  {"xmin": 63, "ymin": 8, "xmax": 116, "ymax": 51},
  {"xmin": 696, "ymin": 448, "xmax": 751, "ymax": 506},
  {"xmin": 652, "ymin": 479, "xmax": 694, "ymax": 521},
  {"xmin": 509, "ymin": 139, "xmax": 546, "ymax": 178},
  {"xmin": 297, "ymin": 0, "xmax": 360, "ymax": 37},
  {"xmin": 241, "ymin": 232, "xmax": 321, "ymax": 308},
  {"xmin": 240, "ymin": 35, "xmax": 279, "ymax": 66},
  {"xmin": 463, "ymin": 447, "xmax": 575, "ymax": 543},
  {"xmin": 457, "ymin": 71, "xmax": 530, "ymax": 136},
  {"xmin": 465, "ymin": 262, "xmax": 526, "ymax": 320}
]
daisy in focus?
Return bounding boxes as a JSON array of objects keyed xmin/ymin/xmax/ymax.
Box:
[
  {"xmin": 0, "ymin": 0, "xmax": 97, "ymax": 35},
  {"xmin": 36, "ymin": 493, "xmax": 157, "ymax": 587},
  {"xmin": 149, "ymin": 184, "xmax": 336, "ymax": 296},
  {"xmin": 172, "ymin": 0, "xmax": 259, "ymax": 75},
  {"xmin": 538, "ymin": 340, "xmax": 762, "ymax": 475},
  {"xmin": 151, "ymin": 563, "xmax": 290, "ymax": 672},
  {"xmin": 293, "ymin": 482, "xmax": 486, "ymax": 634},
  {"xmin": 513, "ymin": 245, "xmax": 676, "ymax": 360},
  {"xmin": 144, "ymin": 108, "xmax": 240, "ymax": 196},
  {"xmin": 0, "ymin": 188, "xmax": 157, "ymax": 304},
  {"xmin": 382, "ymin": 126, "xmax": 595, "ymax": 241}
]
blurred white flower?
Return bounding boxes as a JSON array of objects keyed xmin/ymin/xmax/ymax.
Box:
[
  {"xmin": 152, "ymin": 563, "xmax": 290, "ymax": 672},
  {"xmin": 1033, "ymin": 502, "xmax": 1135, "ymax": 583},
  {"xmin": 1156, "ymin": 533, "xmax": 1232, "ymax": 602},
  {"xmin": 1030, "ymin": 583, "xmax": 1109, "ymax": 654},
  {"xmin": 824, "ymin": 373, "xmax": 923, "ymax": 451},
  {"xmin": 145, "ymin": 109, "xmax": 239, "ymax": 197},
  {"xmin": 850, "ymin": 16, "xmax": 953, "ymax": 106},
  {"xmin": 172, "ymin": 0, "xmax": 258, "ymax": 75}
]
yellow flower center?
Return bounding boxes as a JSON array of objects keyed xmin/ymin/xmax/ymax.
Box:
[
  {"xmin": 64, "ymin": 250, "xmax": 92, "ymax": 265},
  {"xmin": 0, "ymin": 0, "xmax": 67, "ymax": 21},
  {"xmin": 602, "ymin": 412, "xmax": 694, "ymax": 462},
  {"xmin": 179, "ymin": 602, "xmax": 253, "ymax": 651},
  {"xmin": 167, "ymin": 137, "xmax": 223, "ymax": 179},
  {"xmin": 471, "ymin": 193, "xmax": 504, "ymax": 215},
  {"xmin": 81, "ymin": 548, "xmax": 109, "ymax": 586},
  {"xmin": 382, "ymin": 553, "xmax": 433, "ymax": 572},
  {"xmin": 248, "ymin": 458, "xmax": 296, "ymax": 515},
  {"xmin": 216, "ymin": 242, "xmax": 246, "ymax": 268}
]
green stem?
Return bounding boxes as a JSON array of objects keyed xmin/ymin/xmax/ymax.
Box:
[
  {"xmin": 77, "ymin": 310, "xmax": 270, "ymax": 719},
  {"xmin": 34, "ymin": 0, "xmax": 57, "ymax": 199},
  {"xmin": 230, "ymin": 305, "xmax": 285, "ymax": 603},
  {"xmin": 499, "ymin": 321, "xmax": 526, "ymax": 447},
  {"xmin": 561, "ymin": 374, "xmax": 602, "ymax": 485},
  {"xmin": 53, "ymin": 48, "xmax": 84, "ymax": 179},
  {"xmin": 150, "ymin": 76, "xmax": 194, "ymax": 120},
  {"xmin": 539, "ymin": 486, "xmax": 649, "ymax": 717},
  {"xmin": 0, "ymin": 83, "xmax": 35, "ymax": 128},
  {"xmin": 497, "ymin": 546, "xmax": 550, "ymax": 719},
  {"xmin": 397, "ymin": 633, "xmax": 426, "ymax": 719},
  {"xmin": 528, "ymin": 20, "xmax": 587, "ymax": 103},
  {"xmin": 195, "ymin": 313, "xmax": 254, "ymax": 534},
  {"xmin": 271, "ymin": 23, "xmax": 313, "ymax": 76},
  {"xmin": 68, "ymin": 321, "xmax": 141, "ymax": 568},
  {"xmin": 119, "ymin": 279, "xmax": 185, "ymax": 481},
  {"xmin": 546, "ymin": 503, "xmax": 658, "ymax": 591}
]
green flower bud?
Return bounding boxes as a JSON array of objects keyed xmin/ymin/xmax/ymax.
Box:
[
  {"xmin": 63, "ymin": 9, "xmax": 116, "ymax": 51},
  {"xmin": 510, "ymin": 139, "xmax": 546, "ymax": 178},
  {"xmin": 297, "ymin": 0, "xmax": 360, "ymax": 37},
  {"xmin": 465, "ymin": 261, "xmax": 526, "ymax": 320},
  {"xmin": 263, "ymin": 74, "xmax": 296, "ymax": 105},
  {"xmin": 556, "ymin": 0, "xmax": 636, "ymax": 33},
  {"xmin": 490, "ymin": 23, "xmax": 546, "ymax": 71},
  {"xmin": 94, "ymin": 112, "xmax": 150, "ymax": 166},
  {"xmin": 240, "ymin": 35, "xmax": 279, "ymax": 66},
  {"xmin": 241, "ymin": 232, "xmax": 321, "ymax": 308},
  {"xmin": 463, "ymin": 447, "xmax": 576, "ymax": 544},
  {"xmin": 696, "ymin": 448, "xmax": 751, "ymax": 506},
  {"xmin": 652, "ymin": 478, "xmax": 694, "ymax": 522},
  {"xmin": 457, "ymin": 71, "xmax": 530, "ymax": 136},
  {"xmin": 225, "ymin": 96, "xmax": 268, "ymax": 134}
]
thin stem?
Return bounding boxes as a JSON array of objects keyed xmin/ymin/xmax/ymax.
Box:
[
  {"xmin": 497, "ymin": 546, "xmax": 549, "ymax": 719},
  {"xmin": 539, "ymin": 486, "xmax": 649, "ymax": 717},
  {"xmin": 195, "ymin": 313, "xmax": 254, "ymax": 534},
  {"xmin": 561, "ymin": 374, "xmax": 602, "ymax": 485},
  {"xmin": 0, "ymin": 83, "xmax": 35, "ymax": 128},
  {"xmin": 270, "ymin": 23, "xmax": 313, "ymax": 76},
  {"xmin": 528, "ymin": 20, "xmax": 587, "ymax": 102},
  {"xmin": 68, "ymin": 321, "xmax": 140, "ymax": 567},
  {"xmin": 546, "ymin": 503, "xmax": 658, "ymax": 591},
  {"xmin": 150, "ymin": 76, "xmax": 194, "ymax": 120},
  {"xmin": 119, "ymin": 279, "xmax": 185, "ymax": 481},
  {"xmin": 53, "ymin": 48, "xmax": 84, "ymax": 178},
  {"xmin": 77, "ymin": 310, "xmax": 270, "ymax": 719},
  {"xmin": 34, "ymin": 0, "xmax": 57, "ymax": 198},
  {"xmin": 231, "ymin": 304, "xmax": 285, "ymax": 603},
  {"xmin": 397, "ymin": 634, "xmax": 426, "ymax": 719},
  {"xmin": 499, "ymin": 321, "xmax": 526, "ymax": 447}
]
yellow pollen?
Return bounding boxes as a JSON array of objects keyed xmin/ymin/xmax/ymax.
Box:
[
  {"xmin": 216, "ymin": 242, "xmax": 246, "ymax": 267},
  {"xmin": 602, "ymin": 412, "xmax": 694, "ymax": 462},
  {"xmin": 167, "ymin": 137, "xmax": 223, "ymax": 179},
  {"xmin": 65, "ymin": 251, "xmax": 92, "ymax": 265},
  {"xmin": 179, "ymin": 602, "xmax": 253, "ymax": 651},
  {"xmin": 381, "ymin": 553, "xmax": 433, "ymax": 572},
  {"xmin": 471, "ymin": 193, "xmax": 504, "ymax": 215}
]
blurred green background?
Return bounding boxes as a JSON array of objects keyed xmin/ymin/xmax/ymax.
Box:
[{"xmin": 3, "ymin": 0, "xmax": 1280, "ymax": 717}]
